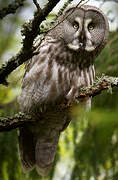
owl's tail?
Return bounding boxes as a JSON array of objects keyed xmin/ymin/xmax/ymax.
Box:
[{"xmin": 18, "ymin": 123, "xmax": 60, "ymax": 176}]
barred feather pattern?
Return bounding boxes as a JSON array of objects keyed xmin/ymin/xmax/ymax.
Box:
[
  {"xmin": 19, "ymin": 36, "xmax": 95, "ymax": 113},
  {"xmin": 18, "ymin": 3, "xmax": 109, "ymax": 176},
  {"xmin": 18, "ymin": 36, "xmax": 95, "ymax": 176}
]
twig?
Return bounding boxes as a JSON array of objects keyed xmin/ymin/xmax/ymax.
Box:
[
  {"xmin": 78, "ymin": 75, "xmax": 118, "ymax": 98},
  {"xmin": 0, "ymin": 75, "xmax": 118, "ymax": 132},
  {"xmin": 0, "ymin": 0, "xmax": 61, "ymax": 85},
  {"xmin": 0, "ymin": 0, "xmax": 87, "ymax": 85},
  {"xmin": 57, "ymin": 0, "xmax": 74, "ymax": 17},
  {"xmin": 33, "ymin": 0, "xmax": 41, "ymax": 11},
  {"xmin": 41, "ymin": 0, "xmax": 87, "ymax": 34},
  {"xmin": 0, "ymin": 0, "xmax": 26, "ymax": 19}
]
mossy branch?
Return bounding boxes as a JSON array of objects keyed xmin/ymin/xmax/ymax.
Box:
[
  {"xmin": 0, "ymin": 0, "xmax": 61, "ymax": 85},
  {"xmin": 0, "ymin": 75, "xmax": 118, "ymax": 132},
  {"xmin": 0, "ymin": 113, "xmax": 33, "ymax": 132},
  {"xmin": 78, "ymin": 75, "xmax": 118, "ymax": 98}
]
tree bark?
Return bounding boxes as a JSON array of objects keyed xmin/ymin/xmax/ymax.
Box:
[{"xmin": 0, "ymin": 75, "xmax": 118, "ymax": 132}]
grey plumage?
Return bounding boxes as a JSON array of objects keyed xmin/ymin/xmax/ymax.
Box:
[{"xmin": 18, "ymin": 5, "xmax": 109, "ymax": 176}]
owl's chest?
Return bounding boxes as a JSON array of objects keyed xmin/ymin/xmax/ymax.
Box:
[
  {"xmin": 37, "ymin": 61, "xmax": 95, "ymax": 103},
  {"xmin": 21, "ymin": 42, "xmax": 95, "ymax": 108},
  {"xmin": 40, "ymin": 40, "xmax": 95, "ymax": 97},
  {"xmin": 52, "ymin": 63, "xmax": 94, "ymax": 90}
]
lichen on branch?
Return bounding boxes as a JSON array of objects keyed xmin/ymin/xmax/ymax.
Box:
[
  {"xmin": 0, "ymin": 0, "xmax": 61, "ymax": 85},
  {"xmin": 0, "ymin": 113, "xmax": 33, "ymax": 132},
  {"xmin": 0, "ymin": 75, "xmax": 118, "ymax": 132},
  {"xmin": 78, "ymin": 75, "xmax": 118, "ymax": 98}
]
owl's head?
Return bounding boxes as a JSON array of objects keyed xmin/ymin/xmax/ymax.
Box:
[{"xmin": 50, "ymin": 5, "xmax": 109, "ymax": 53}]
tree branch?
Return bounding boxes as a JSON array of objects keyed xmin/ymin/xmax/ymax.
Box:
[
  {"xmin": 0, "ymin": 0, "xmax": 61, "ymax": 85},
  {"xmin": 0, "ymin": 75, "xmax": 118, "ymax": 132},
  {"xmin": 0, "ymin": 0, "xmax": 26, "ymax": 19},
  {"xmin": 33, "ymin": 0, "xmax": 41, "ymax": 11},
  {"xmin": 78, "ymin": 75, "xmax": 118, "ymax": 98},
  {"xmin": 0, "ymin": 113, "xmax": 33, "ymax": 132}
]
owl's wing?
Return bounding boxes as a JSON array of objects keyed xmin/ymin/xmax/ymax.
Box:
[
  {"xmin": 19, "ymin": 37, "xmax": 54, "ymax": 113},
  {"xmin": 18, "ymin": 37, "xmax": 72, "ymax": 176}
]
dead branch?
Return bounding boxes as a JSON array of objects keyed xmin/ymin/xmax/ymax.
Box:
[
  {"xmin": 0, "ymin": 75, "xmax": 118, "ymax": 132},
  {"xmin": 0, "ymin": 0, "xmax": 26, "ymax": 19}
]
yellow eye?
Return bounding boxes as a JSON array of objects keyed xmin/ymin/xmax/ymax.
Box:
[
  {"xmin": 88, "ymin": 24, "xmax": 94, "ymax": 30},
  {"xmin": 73, "ymin": 23, "xmax": 79, "ymax": 29}
]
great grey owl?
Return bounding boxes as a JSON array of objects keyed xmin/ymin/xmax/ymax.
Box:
[{"xmin": 18, "ymin": 5, "xmax": 109, "ymax": 176}]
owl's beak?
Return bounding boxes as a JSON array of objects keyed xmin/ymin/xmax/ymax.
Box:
[
  {"xmin": 81, "ymin": 34, "xmax": 84, "ymax": 41},
  {"xmin": 79, "ymin": 32, "xmax": 86, "ymax": 50}
]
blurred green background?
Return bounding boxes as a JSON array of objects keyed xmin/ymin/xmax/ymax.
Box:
[{"xmin": 0, "ymin": 0, "xmax": 118, "ymax": 180}]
